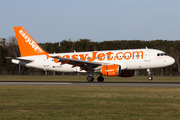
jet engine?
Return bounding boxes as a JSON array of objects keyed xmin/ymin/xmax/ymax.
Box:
[{"xmin": 101, "ymin": 64, "xmax": 121, "ymax": 76}]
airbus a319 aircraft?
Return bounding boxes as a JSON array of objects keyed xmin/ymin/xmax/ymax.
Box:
[{"xmin": 11, "ymin": 26, "xmax": 175, "ymax": 82}]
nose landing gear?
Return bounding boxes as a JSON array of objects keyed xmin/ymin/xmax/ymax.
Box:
[
  {"xmin": 147, "ymin": 69, "xmax": 153, "ymax": 81},
  {"xmin": 148, "ymin": 76, "xmax": 153, "ymax": 80}
]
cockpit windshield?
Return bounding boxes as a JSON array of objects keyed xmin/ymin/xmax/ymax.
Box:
[{"xmin": 157, "ymin": 53, "xmax": 167, "ymax": 56}]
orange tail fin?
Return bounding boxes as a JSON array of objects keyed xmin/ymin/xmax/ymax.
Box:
[{"xmin": 14, "ymin": 26, "xmax": 47, "ymax": 57}]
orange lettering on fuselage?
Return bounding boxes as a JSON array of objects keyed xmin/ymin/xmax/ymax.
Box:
[
  {"xmin": 63, "ymin": 55, "xmax": 70, "ymax": 58},
  {"xmin": 79, "ymin": 54, "xmax": 88, "ymax": 61},
  {"xmin": 116, "ymin": 52, "xmax": 123, "ymax": 60},
  {"xmin": 132, "ymin": 51, "xmax": 143, "ymax": 59},
  {"xmin": 123, "ymin": 52, "xmax": 131, "ymax": 60},
  {"xmin": 87, "ymin": 52, "xmax": 98, "ymax": 61},
  {"xmin": 106, "ymin": 52, "xmax": 113, "ymax": 61},
  {"xmin": 53, "ymin": 55, "xmax": 69, "ymax": 63},
  {"xmin": 53, "ymin": 51, "xmax": 144, "ymax": 63},
  {"xmin": 97, "ymin": 53, "xmax": 105, "ymax": 61},
  {"xmin": 72, "ymin": 54, "xmax": 78, "ymax": 60}
]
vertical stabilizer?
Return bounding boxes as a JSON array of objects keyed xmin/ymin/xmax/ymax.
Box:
[{"xmin": 14, "ymin": 26, "xmax": 47, "ymax": 57}]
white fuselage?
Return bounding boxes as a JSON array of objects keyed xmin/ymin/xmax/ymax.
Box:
[{"xmin": 12, "ymin": 49, "xmax": 175, "ymax": 72}]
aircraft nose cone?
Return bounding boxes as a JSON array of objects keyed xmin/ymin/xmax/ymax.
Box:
[{"xmin": 169, "ymin": 57, "xmax": 175, "ymax": 65}]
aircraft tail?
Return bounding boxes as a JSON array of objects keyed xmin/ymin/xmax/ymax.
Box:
[{"xmin": 14, "ymin": 26, "xmax": 47, "ymax": 57}]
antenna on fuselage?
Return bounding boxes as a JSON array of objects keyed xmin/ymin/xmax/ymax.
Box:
[{"xmin": 145, "ymin": 46, "xmax": 148, "ymax": 49}]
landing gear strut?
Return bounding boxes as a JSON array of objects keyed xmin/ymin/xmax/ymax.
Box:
[
  {"xmin": 147, "ymin": 69, "xmax": 153, "ymax": 81},
  {"xmin": 87, "ymin": 76, "xmax": 94, "ymax": 82},
  {"xmin": 97, "ymin": 74, "xmax": 104, "ymax": 82}
]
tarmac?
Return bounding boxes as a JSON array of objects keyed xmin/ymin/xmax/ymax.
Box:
[{"xmin": 0, "ymin": 81, "xmax": 180, "ymax": 87}]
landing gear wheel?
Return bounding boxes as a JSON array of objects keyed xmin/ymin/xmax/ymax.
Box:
[
  {"xmin": 148, "ymin": 76, "xmax": 153, "ymax": 81},
  {"xmin": 97, "ymin": 76, "xmax": 104, "ymax": 82},
  {"xmin": 87, "ymin": 76, "xmax": 94, "ymax": 82}
]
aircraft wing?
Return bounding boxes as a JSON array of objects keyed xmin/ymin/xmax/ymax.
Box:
[{"xmin": 51, "ymin": 56, "xmax": 102, "ymax": 71}]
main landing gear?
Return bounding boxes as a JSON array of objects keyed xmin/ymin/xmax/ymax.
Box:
[
  {"xmin": 87, "ymin": 76, "xmax": 94, "ymax": 82},
  {"xmin": 97, "ymin": 74, "xmax": 104, "ymax": 82},
  {"xmin": 87, "ymin": 74, "xmax": 104, "ymax": 82},
  {"xmin": 147, "ymin": 69, "xmax": 153, "ymax": 81}
]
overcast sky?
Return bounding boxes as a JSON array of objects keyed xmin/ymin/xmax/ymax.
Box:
[{"xmin": 1, "ymin": 0, "xmax": 180, "ymax": 43}]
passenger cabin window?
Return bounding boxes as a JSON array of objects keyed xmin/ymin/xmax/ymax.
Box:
[{"xmin": 157, "ymin": 53, "xmax": 167, "ymax": 56}]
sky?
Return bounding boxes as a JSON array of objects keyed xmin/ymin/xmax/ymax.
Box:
[{"xmin": 1, "ymin": 0, "xmax": 180, "ymax": 43}]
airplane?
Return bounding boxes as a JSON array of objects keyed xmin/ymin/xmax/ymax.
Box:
[{"xmin": 11, "ymin": 26, "xmax": 175, "ymax": 82}]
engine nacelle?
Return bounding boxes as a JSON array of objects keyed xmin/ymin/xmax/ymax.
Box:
[
  {"xmin": 120, "ymin": 70, "xmax": 135, "ymax": 77},
  {"xmin": 101, "ymin": 65, "xmax": 121, "ymax": 76}
]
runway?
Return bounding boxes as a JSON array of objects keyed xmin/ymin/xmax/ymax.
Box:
[{"xmin": 0, "ymin": 81, "xmax": 180, "ymax": 87}]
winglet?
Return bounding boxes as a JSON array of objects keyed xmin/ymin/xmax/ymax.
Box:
[{"xmin": 14, "ymin": 26, "xmax": 48, "ymax": 57}]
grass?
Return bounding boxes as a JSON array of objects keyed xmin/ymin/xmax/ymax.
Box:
[
  {"xmin": 0, "ymin": 76, "xmax": 180, "ymax": 119},
  {"xmin": 0, "ymin": 75, "xmax": 179, "ymax": 82},
  {"xmin": 0, "ymin": 86, "xmax": 180, "ymax": 120}
]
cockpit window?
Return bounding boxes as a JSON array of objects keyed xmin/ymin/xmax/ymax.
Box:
[{"xmin": 157, "ymin": 53, "xmax": 167, "ymax": 56}]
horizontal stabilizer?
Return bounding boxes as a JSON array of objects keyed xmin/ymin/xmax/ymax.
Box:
[{"xmin": 6, "ymin": 57, "xmax": 33, "ymax": 63}]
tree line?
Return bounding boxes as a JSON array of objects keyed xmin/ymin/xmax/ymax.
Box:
[{"xmin": 0, "ymin": 36, "xmax": 179, "ymax": 76}]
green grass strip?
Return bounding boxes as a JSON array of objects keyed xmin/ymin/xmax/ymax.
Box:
[{"xmin": 0, "ymin": 86, "xmax": 180, "ymax": 120}]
